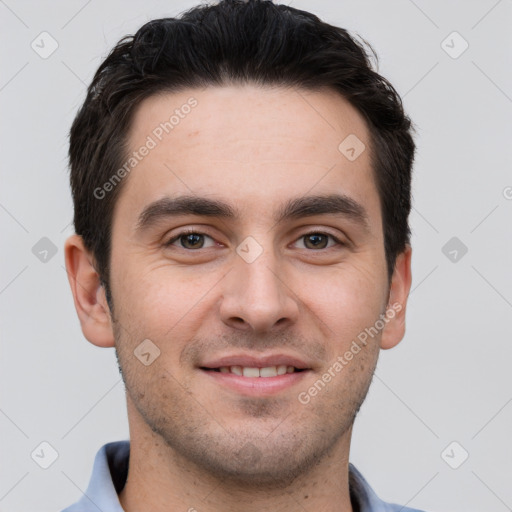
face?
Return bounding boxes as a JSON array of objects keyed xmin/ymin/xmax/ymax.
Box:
[{"xmin": 106, "ymin": 85, "xmax": 397, "ymax": 485}]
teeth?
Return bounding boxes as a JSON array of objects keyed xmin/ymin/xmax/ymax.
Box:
[
  {"xmin": 259, "ymin": 366, "xmax": 278, "ymax": 377},
  {"xmin": 231, "ymin": 365, "xmax": 243, "ymax": 376},
  {"xmin": 242, "ymin": 367, "xmax": 260, "ymax": 378},
  {"xmin": 216, "ymin": 365, "xmax": 298, "ymax": 377}
]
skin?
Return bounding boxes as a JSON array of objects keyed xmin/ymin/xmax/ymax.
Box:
[{"xmin": 65, "ymin": 84, "xmax": 412, "ymax": 512}]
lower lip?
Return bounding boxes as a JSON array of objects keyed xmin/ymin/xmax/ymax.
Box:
[{"xmin": 200, "ymin": 369, "xmax": 309, "ymax": 396}]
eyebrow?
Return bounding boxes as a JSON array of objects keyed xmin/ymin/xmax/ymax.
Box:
[{"xmin": 135, "ymin": 193, "xmax": 370, "ymax": 232}]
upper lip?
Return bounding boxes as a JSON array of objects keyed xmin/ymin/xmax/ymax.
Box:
[{"xmin": 199, "ymin": 353, "xmax": 312, "ymax": 370}]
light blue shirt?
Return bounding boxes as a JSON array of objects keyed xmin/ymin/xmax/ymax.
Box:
[{"xmin": 62, "ymin": 441, "xmax": 427, "ymax": 512}]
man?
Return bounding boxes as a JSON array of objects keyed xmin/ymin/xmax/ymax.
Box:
[{"xmin": 63, "ymin": 0, "xmax": 421, "ymax": 510}]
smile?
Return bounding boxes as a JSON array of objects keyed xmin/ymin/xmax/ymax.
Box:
[
  {"xmin": 200, "ymin": 368, "xmax": 309, "ymax": 396},
  {"xmin": 205, "ymin": 365, "xmax": 304, "ymax": 377}
]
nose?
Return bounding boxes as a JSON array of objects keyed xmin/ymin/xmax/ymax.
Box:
[{"xmin": 219, "ymin": 247, "xmax": 300, "ymax": 334}]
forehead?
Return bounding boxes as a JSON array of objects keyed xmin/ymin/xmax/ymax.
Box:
[
  {"xmin": 129, "ymin": 85, "xmax": 368, "ymax": 158},
  {"xmin": 116, "ymin": 85, "xmax": 381, "ymax": 230}
]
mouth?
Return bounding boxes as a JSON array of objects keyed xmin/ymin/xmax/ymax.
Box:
[
  {"xmin": 198, "ymin": 354, "xmax": 312, "ymax": 396},
  {"xmin": 201, "ymin": 365, "xmax": 306, "ymax": 377}
]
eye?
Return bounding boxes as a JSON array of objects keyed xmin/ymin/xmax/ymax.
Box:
[
  {"xmin": 294, "ymin": 232, "xmax": 343, "ymax": 250},
  {"xmin": 164, "ymin": 230, "xmax": 343, "ymax": 251},
  {"xmin": 166, "ymin": 231, "xmax": 216, "ymax": 250}
]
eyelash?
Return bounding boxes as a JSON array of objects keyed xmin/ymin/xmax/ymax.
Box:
[{"xmin": 164, "ymin": 229, "xmax": 346, "ymax": 250}]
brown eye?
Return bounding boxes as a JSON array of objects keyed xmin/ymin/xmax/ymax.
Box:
[
  {"xmin": 293, "ymin": 232, "xmax": 344, "ymax": 250},
  {"xmin": 180, "ymin": 233, "xmax": 205, "ymax": 249},
  {"xmin": 303, "ymin": 233, "xmax": 329, "ymax": 249},
  {"xmin": 165, "ymin": 231, "xmax": 216, "ymax": 250}
]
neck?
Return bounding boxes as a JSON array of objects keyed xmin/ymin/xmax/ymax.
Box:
[{"xmin": 119, "ymin": 405, "xmax": 355, "ymax": 512}]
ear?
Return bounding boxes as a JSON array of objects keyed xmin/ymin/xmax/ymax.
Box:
[
  {"xmin": 64, "ymin": 234, "xmax": 115, "ymax": 348},
  {"xmin": 380, "ymin": 245, "xmax": 412, "ymax": 350}
]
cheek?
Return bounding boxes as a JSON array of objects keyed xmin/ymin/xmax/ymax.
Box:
[
  {"xmin": 298, "ymin": 264, "xmax": 386, "ymax": 343},
  {"xmin": 112, "ymin": 263, "xmax": 216, "ymax": 341}
]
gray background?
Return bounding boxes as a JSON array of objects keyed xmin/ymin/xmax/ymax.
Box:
[{"xmin": 1, "ymin": 0, "xmax": 511, "ymax": 511}]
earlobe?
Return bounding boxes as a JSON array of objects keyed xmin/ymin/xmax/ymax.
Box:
[
  {"xmin": 380, "ymin": 245, "xmax": 412, "ymax": 350},
  {"xmin": 64, "ymin": 235, "xmax": 115, "ymax": 348}
]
